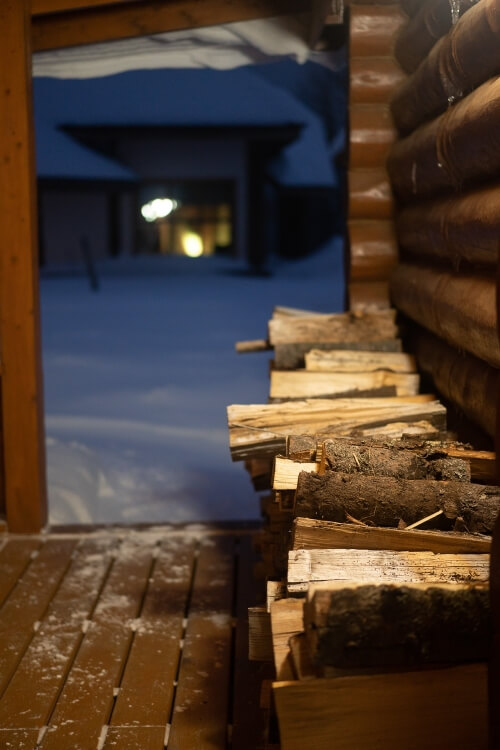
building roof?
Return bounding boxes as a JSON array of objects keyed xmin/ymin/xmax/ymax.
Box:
[{"xmin": 34, "ymin": 66, "xmax": 337, "ymax": 186}]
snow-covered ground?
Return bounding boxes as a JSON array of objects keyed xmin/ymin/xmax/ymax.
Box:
[{"xmin": 42, "ymin": 239, "xmax": 344, "ymax": 525}]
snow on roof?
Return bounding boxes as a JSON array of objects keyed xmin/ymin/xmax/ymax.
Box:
[
  {"xmin": 34, "ymin": 66, "xmax": 337, "ymax": 186},
  {"xmin": 36, "ymin": 122, "xmax": 136, "ymax": 181},
  {"xmin": 32, "ymin": 15, "xmax": 319, "ymax": 80}
]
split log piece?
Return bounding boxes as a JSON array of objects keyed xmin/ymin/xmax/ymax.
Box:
[
  {"xmin": 267, "ymin": 580, "xmax": 286, "ymax": 613},
  {"xmin": 272, "ymin": 305, "xmax": 320, "ymax": 318},
  {"xmin": 248, "ymin": 607, "xmax": 273, "ymax": 662},
  {"xmin": 291, "ymin": 517, "xmax": 491, "ymax": 554},
  {"xmin": 273, "ymin": 663, "xmax": 487, "ymax": 750},
  {"xmin": 268, "ymin": 309, "xmax": 397, "ymax": 346},
  {"xmin": 270, "ymin": 370, "xmax": 420, "ymax": 400},
  {"xmin": 288, "ymin": 633, "xmax": 318, "ymax": 680},
  {"xmin": 287, "ymin": 549, "xmax": 490, "ymax": 593},
  {"xmin": 273, "ymin": 457, "xmax": 319, "ymax": 491},
  {"xmin": 228, "ymin": 397, "xmax": 446, "ymax": 461},
  {"xmin": 270, "ymin": 598, "xmax": 305, "ymax": 681},
  {"xmin": 305, "ymin": 581, "xmax": 490, "ymax": 668},
  {"xmin": 304, "ymin": 349, "xmax": 416, "ymax": 373},
  {"xmin": 295, "ymin": 471, "xmax": 500, "ymax": 534},
  {"xmin": 235, "ymin": 339, "xmax": 271, "ymax": 353},
  {"xmin": 274, "ymin": 337, "xmax": 403, "ymax": 369}
]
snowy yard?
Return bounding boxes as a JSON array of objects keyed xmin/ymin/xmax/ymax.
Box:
[{"xmin": 42, "ymin": 240, "xmax": 344, "ymax": 525}]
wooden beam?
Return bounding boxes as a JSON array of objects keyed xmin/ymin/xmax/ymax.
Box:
[
  {"xmin": 0, "ymin": 0, "xmax": 47, "ymax": 532},
  {"xmin": 32, "ymin": 0, "xmax": 310, "ymax": 52},
  {"xmin": 32, "ymin": 0, "xmax": 134, "ymax": 13}
]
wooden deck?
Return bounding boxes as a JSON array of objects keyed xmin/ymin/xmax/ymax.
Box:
[{"xmin": 0, "ymin": 526, "xmax": 271, "ymax": 750}]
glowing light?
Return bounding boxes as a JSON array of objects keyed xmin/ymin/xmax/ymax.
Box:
[
  {"xmin": 141, "ymin": 197, "xmax": 178, "ymax": 222},
  {"xmin": 182, "ymin": 231, "xmax": 203, "ymax": 258}
]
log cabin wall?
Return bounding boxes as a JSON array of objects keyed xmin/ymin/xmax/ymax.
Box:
[
  {"xmin": 347, "ymin": 1, "xmax": 406, "ymax": 311},
  {"xmin": 347, "ymin": 0, "xmax": 499, "ymax": 445},
  {"xmin": 386, "ymin": 0, "xmax": 500, "ymax": 447}
]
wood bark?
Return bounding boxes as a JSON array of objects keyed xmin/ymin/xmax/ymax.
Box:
[
  {"xmin": 305, "ymin": 582, "xmax": 489, "ymax": 668},
  {"xmin": 321, "ymin": 437, "xmax": 470, "ymax": 481},
  {"xmin": 388, "ymin": 77, "xmax": 500, "ymax": 202},
  {"xmin": 287, "ymin": 549, "xmax": 490, "ymax": 593},
  {"xmin": 291, "ymin": 517, "xmax": 491, "ymax": 554},
  {"xmin": 390, "ymin": 264, "xmax": 500, "ymax": 368},
  {"xmin": 228, "ymin": 397, "xmax": 446, "ymax": 461},
  {"xmin": 295, "ymin": 471, "xmax": 500, "ymax": 534},
  {"xmin": 392, "ymin": 0, "xmax": 500, "ymax": 134},
  {"xmin": 396, "ymin": 185, "xmax": 500, "ymax": 268},
  {"xmin": 288, "ymin": 434, "xmax": 495, "ymax": 482},
  {"xmin": 415, "ymin": 328, "xmax": 499, "ymax": 438}
]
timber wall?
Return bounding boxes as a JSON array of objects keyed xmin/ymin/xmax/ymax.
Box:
[
  {"xmin": 347, "ymin": 1, "xmax": 405, "ymax": 310},
  {"xmin": 349, "ymin": 0, "xmax": 500, "ymax": 445}
]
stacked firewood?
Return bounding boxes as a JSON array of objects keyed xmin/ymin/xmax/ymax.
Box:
[{"xmin": 228, "ymin": 306, "xmax": 496, "ymax": 749}]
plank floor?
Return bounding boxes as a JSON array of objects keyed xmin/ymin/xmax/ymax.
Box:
[{"xmin": 0, "ymin": 526, "xmax": 271, "ymax": 750}]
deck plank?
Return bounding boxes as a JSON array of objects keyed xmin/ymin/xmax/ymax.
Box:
[
  {"xmin": 0, "ymin": 538, "xmax": 42, "ymax": 609},
  {"xmin": 232, "ymin": 535, "xmax": 271, "ymax": 750},
  {"xmin": 104, "ymin": 726, "xmax": 165, "ymax": 749},
  {"xmin": 0, "ymin": 539, "xmax": 76, "ymax": 696},
  {"xmin": 40, "ymin": 537, "xmax": 156, "ymax": 750},
  {"xmin": 0, "ymin": 729, "xmax": 39, "ymax": 749},
  {"xmin": 168, "ymin": 535, "xmax": 236, "ymax": 750},
  {"xmin": 110, "ymin": 536, "xmax": 197, "ymax": 728},
  {"xmin": 0, "ymin": 538, "xmax": 116, "ymax": 729}
]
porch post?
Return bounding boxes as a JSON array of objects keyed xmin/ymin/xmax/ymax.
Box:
[{"xmin": 0, "ymin": 0, "xmax": 47, "ymax": 532}]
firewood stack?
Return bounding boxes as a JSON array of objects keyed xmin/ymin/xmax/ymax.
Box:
[{"xmin": 228, "ymin": 305, "xmax": 496, "ymax": 748}]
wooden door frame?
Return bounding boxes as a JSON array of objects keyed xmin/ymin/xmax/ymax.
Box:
[{"xmin": 1, "ymin": 0, "xmax": 317, "ymax": 532}]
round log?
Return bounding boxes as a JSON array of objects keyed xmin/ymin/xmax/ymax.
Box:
[{"xmin": 295, "ymin": 471, "xmax": 500, "ymax": 534}]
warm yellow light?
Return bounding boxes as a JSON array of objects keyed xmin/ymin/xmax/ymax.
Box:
[{"xmin": 182, "ymin": 231, "xmax": 203, "ymax": 258}]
